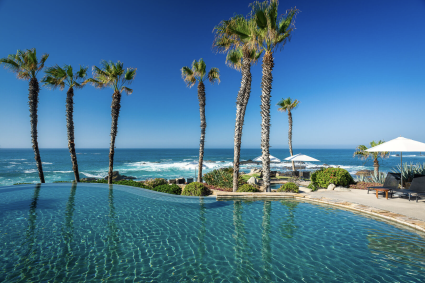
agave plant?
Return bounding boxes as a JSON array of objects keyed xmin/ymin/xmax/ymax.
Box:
[
  {"xmin": 369, "ymin": 172, "xmax": 386, "ymax": 184},
  {"xmin": 355, "ymin": 175, "xmax": 368, "ymax": 183},
  {"xmin": 392, "ymin": 162, "xmax": 425, "ymax": 183}
]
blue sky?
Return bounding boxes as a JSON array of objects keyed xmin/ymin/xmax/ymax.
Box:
[{"xmin": 0, "ymin": 0, "xmax": 424, "ymax": 149}]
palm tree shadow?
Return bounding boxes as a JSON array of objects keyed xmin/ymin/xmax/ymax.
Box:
[
  {"xmin": 279, "ymin": 200, "xmax": 299, "ymax": 239},
  {"xmin": 261, "ymin": 201, "xmax": 272, "ymax": 282}
]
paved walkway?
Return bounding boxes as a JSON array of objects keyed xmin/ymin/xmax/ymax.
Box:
[{"xmin": 302, "ymin": 188, "xmax": 425, "ymax": 221}]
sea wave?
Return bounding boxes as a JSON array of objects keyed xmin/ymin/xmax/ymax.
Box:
[
  {"xmin": 81, "ymin": 172, "xmax": 107, "ymax": 178},
  {"xmin": 24, "ymin": 169, "xmax": 37, "ymax": 173},
  {"xmin": 42, "ymin": 162, "xmax": 53, "ymax": 165},
  {"xmin": 54, "ymin": 171, "xmax": 73, "ymax": 173},
  {"xmin": 121, "ymin": 160, "xmax": 234, "ymax": 173}
]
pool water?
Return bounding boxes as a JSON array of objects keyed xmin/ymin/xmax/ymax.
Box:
[{"xmin": 0, "ymin": 183, "xmax": 424, "ymax": 282}]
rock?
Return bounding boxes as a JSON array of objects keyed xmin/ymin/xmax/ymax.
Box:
[
  {"xmin": 327, "ymin": 184, "xmax": 336, "ymax": 190},
  {"xmin": 334, "ymin": 186, "xmax": 351, "ymax": 191},
  {"xmin": 250, "ymin": 168, "xmax": 262, "ymax": 175},
  {"xmin": 103, "ymin": 171, "xmax": 136, "ymax": 181},
  {"xmin": 247, "ymin": 177, "xmax": 258, "ymax": 185}
]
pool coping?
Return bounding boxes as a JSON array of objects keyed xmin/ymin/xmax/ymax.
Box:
[{"xmin": 215, "ymin": 192, "xmax": 425, "ymax": 233}]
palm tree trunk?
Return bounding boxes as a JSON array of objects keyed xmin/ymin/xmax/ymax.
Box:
[
  {"xmin": 29, "ymin": 78, "xmax": 45, "ymax": 183},
  {"xmin": 66, "ymin": 87, "xmax": 80, "ymax": 182},
  {"xmin": 260, "ymin": 52, "xmax": 274, "ymax": 192},
  {"xmin": 198, "ymin": 82, "xmax": 206, "ymax": 182},
  {"xmin": 233, "ymin": 53, "xmax": 252, "ymax": 192},
  {"xmin": 108, "ymin": 91, "xmax": 121, "ymax": 184},
  {"xmin": 288, "ymin": 111, "xmax": 295, "ymax": 171},
  {"xmin": 373, "ymin": 158, "xmax": 379, "ymax": 176}
]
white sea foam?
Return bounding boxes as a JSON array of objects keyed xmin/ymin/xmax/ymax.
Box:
[
  {"xmin": 120, "ymin": 160, "xmax": 233, "ymax": 173},
  {"xmin": 24, "ymin": 169, "xmax": 37, "ymax": 173},
  {"xmin": 9, "ymin": 162, "xmax": 20, "ymax": 165},
  {"xmin": 81, "ymin": 172, "xmax": 107, "ymax": 178},
  {"xmin": 54, "ymin": 171, "xmax": 73, "ymax": 173},
  {"xmin": 42, "ymin": 162, "xmax": 53, "ymax": 165}
]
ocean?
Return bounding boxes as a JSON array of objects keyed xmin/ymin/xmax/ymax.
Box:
[{"xmin": 1, "ymin": 148, "xmax": 425, "ymax": 186}]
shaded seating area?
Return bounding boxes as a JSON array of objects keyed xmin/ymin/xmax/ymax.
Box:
[{"xmin": 367, "ymin": 172, "xmax": 400, "ymax": 195}]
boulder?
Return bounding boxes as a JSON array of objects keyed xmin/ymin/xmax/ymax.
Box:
[
  {"xmin": 250, "ymin": 168, "xmax": 262, "ymax": 175},
  {"xmin": 247, "ymin": 177, "xmax": 258, "ymax": 185},
  {"xmin": 334, "ymin": 186, "xmax": 351, "ymax": 191},
  {"xmin": 327, "ymin": 184, "xmax": 336, "ymax": 190},
  {"xmin": 103, "ymin": 171, "xmax": 136, "ymax": 181}
]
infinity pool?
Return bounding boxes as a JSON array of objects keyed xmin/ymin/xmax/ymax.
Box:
[{"xmin": 0, "ymin": 183, "xmax": 424, "ymax": 282}]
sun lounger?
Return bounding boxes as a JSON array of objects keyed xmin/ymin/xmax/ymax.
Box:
[
  {"xmin": 367, "ymin": 172, "xmax": 399, "ymax": 195},
  {"xmin": 393, "ymin": 175, "xmax": 425, "ymax": 202}
]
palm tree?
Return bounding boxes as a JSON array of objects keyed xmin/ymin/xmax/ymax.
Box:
[
  {"xmin": 42, "ymin": 65, "xmax": 88, "ymax": 182},
  {"xmin": 0, "ymin": 49, "xmax": 49, "ymax": 183},
  {"xmin": 86, "ymin": 60, "xmax": 136, "ymax": 184},
  {"xmin": 214, "ymin": 15, "xmax": 262, "ymax": 192},
  {"xmin": 181, "ymin": 59, "xmax": 220, "ymax": 182},
  {"xmin": 277, "ymin": 97, "xmax": 299, "ymax": 171},
  {"xmin": 354, "ymin": 140, "xmax": 389, "ymax": 176},
  {"xmin": 251, "ymin": 0, "xmax": 298, "ymax": 191}
]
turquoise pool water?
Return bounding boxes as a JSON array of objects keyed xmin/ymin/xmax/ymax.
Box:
[{"xmin": 0, "ymin": 183, "xmax": 424, "ymax": 282}]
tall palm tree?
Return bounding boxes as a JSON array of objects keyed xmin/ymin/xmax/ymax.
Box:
[
  {"xmin": 354, "ymin": 140, "xmax": 389, "ymax": 176},
  {"xmin": 277, "ymin": 97, "xmax": 299, "ymax": 171},
  {"xmin": 214, "ymin": 16, "xmax": 262, "ymax": 192},
  {"xmin": 181, "ymin": 59, "xmax": 220, "ymax": 182},
  {"xmin": 86, "ymin": 60, "xmax": 136, "ymax": 184},
  {"xmin": 0, "ymin": 49, "xmax": 49, "ymax": 183},
  {"xmin": 251, "ymin": 0, "xmax": 298, "ymax": 191},
  {"xmin": 42, "ymin": 65, "xmax": 88, "ymax": 182}
]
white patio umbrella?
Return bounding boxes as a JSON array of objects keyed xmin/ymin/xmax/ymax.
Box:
[
  {"xmin": 366, "ymin": 136, "xmax": 425, "ymax": 188},
  {"xmin": 253, "ymin": 155, "xmax": 281, "ymax": 163},
  {"xmin": 284, "ymin": 153, "xmax": 320, "ymax": 162}
]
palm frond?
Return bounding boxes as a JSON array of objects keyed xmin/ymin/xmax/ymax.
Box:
[
  {"xmin": 0, "ymin": 57, "xmax": 20, "ymax": 73},
  {"xmin": 208, "ymin": 67, "xmax": 220, "ymax": 84},
  {"xmin": 181, "ymin": 66, "xmax": 196, "ymax": 88},
  {"xmin": 124, "ymin": 68, "xmax": 136, "ymax": 81},
  {"xmin": 121, "ymin": 86, "xmax": 133, "ymax": 95},
  {"xmin": 37, "ymin": 53, "xmax": 49, "ymax": 72},
  {"xmin": 277, "ymin": 97, "xmax": 299, "ymax": 112},
  {"xmin": 85, "ymin": 77, "xmax": 105, "ymax": 89},
  {"xmin": 226, "ymin": 49, "xmax": 243, "ymax": 71}
]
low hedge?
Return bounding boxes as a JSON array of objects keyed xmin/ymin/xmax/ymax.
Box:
[
  {"xmin": 277, "ymin": 182, "xmax": 299, "ymax": 193},
  {"xmin": 182, "ymin": 182, "xmax": 211, "ymax": 196},
  {"xmin": 152, "ymin": 184, "xmax": 182, "ymax": 195},
  {"xmin": 237, "ymin": 184, "xmax": 259, "ymax": 192},
  {"xmin": 144, "ymin": 178, "xmax": 167, "ymax": 188},
  {"xmin": 311, "ymin": 168, "xmax": 354, "ymax": 188}
]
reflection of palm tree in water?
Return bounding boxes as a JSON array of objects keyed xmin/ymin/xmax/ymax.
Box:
[
  {"xmin": 279, "ymin": 200, "xmax": 299, "ymax": 239},
  {"xmin": 11, "ymin": 184, "xmax": 42, "ymax": 280},
  {"xmin": 61, "ymin": 182, "xmax": 77, "ymax": 274},
  {"xmin": 233, "ymin": 200, "xmax": 254, "ymax": 280},
  {"xmin": 106, "ymin": 186, "xmax": 121, "ymax": 277},
  {"xmin": 261, "ymin": 201, "xmax": 272, "ymax": 282},
  {"xmin": 197, "ymin": 198, "xmax": 207, "ymax": 269}
]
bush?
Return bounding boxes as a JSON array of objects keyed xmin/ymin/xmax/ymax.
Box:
[
  {"xmin": 152, "ymin": 184, "xmax": 182, "ymax": 195},
  {"xmin": 307, "ymin": 183, "xmax": 318, "ymax": 192},
  {"xmin": 277, "ymin": 182, "xmax": 299, "ymax": 193},
  {"xmin": 237, "ymin": 184, "xmax": 259, "ymax": 193},
  {"xmin": 144, "ymin": 178, "xmax": 167, "ymax": 188},
  {"xmin": 182, "ymin": 182, "xmax": 211, "ymax": 196},
  {"xmin": 203, "ymin": 167, "xmax": 245, "ymax": 189},
  {"xmin": 310, "ymin": 168, "xmax": 354, "ymax": 188}
]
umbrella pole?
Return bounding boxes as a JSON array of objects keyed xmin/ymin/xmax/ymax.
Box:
[{"xmin": 400, "ymin": 152, "xmax": 403, "ymax": 188}]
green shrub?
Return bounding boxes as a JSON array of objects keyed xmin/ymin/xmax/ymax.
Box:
[
  {"xmin": 277, "ymin": 182, "xmax": 299, "ymax": 193},
  {"xmin": 144, "ymin": 178, "xmax": 167, "ymax": 188},
  {"xmin": 307, "ymin": 183, "xmax": 318, "ymax": 192},
  {"xmin": 13, "ymin": 182, "xmax": 34, "ymax": 185},
  {"xmin": 311, "ymin": 168, "xmax": 354, "ymax": 188},
  {"xmin": 182, "ymin": 182, "xmax": 211, "ymax": 196},
  {"xmin": 237, "ymin": 184, "xmax": 259, "ymax": 192},
  {"xmin": 203, "ymin": 167, "xmax": 245, "ymax": 189},
  {"xmin": 152, "ymin": 184, "xmax": 182, "ymax": 195}
]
